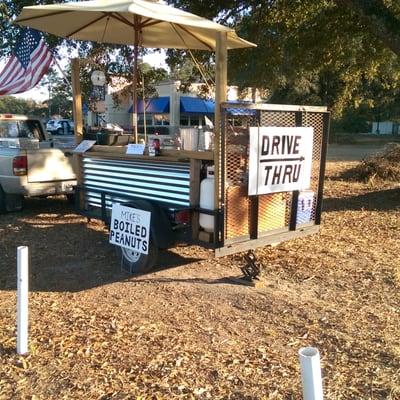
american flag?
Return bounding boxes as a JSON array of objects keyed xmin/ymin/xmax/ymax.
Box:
[{"xmin": 0, "ymin": 28, "xmax": 53, "ymax": 96}]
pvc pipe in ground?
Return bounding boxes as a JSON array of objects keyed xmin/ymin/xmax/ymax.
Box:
[
  {"xmin": 299, "ymin": 347, "xmax": 323, "ymax": 400},
  {"xmin": 17, "ymin": 246, "xmax": 29, "ymax": 355}
]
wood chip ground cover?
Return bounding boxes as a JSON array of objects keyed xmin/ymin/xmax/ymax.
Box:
[{"xmin": 0, "ymin": 161, "xmax": 399, "ymax": 399}]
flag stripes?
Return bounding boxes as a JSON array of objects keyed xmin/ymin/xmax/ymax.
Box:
[{"xmin": 0, "ymin": 29, "xmax": 53, "ymax": 96}]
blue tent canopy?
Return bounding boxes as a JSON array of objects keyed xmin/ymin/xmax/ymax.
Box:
[
  {"xmin": 180, "ymin": 97, "xmax": 257, "ymax": 116},
  {"xmin": 180, "ymin": 96, "xmax": 214, "ymax": 114},
  {"xmin": 128, "ymin": 95, "xmax": 258, "ymax": 116},
  {"xmin": 128, "ymin": 96, "xmax": 170, "ymax": 113}
]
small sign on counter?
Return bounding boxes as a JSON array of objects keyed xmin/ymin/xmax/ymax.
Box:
[
  {"xmin": 126, "ymin": 143, "xmax": 145, "ymax": 155},
  {"xmin": 73, "ymin": 140, "xmax": 96, "ymax": 153}
]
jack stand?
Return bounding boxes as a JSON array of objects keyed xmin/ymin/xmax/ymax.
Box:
[{"xmin": 240, "ymin": 250, "xmax": 261, "ymax": 281}]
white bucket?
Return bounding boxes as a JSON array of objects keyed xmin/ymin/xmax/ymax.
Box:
[
  {"xmin": 180, "ymin": 128, "xmax": 199, "ymax": 151},
  {"xmin": 198, "ymin": 129, "xmax": 214, "ymax": 151}
]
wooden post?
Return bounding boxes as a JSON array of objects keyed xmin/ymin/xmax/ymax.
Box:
[
  {"xmin": 71, "ymin": 58, "xmax": 84, "ymax": 198},
  {"xmin": 132, "ymin": 17, "xmax": 140, "ymax": 144},
  {"xmin": 71, "ymin": 58, "xmax": 83, "ymax": 144},
  {"xmin": 214, "ymin": 32, "xmax": 228, "ymax": 213}
]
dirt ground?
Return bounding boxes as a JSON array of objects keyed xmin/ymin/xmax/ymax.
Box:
[{"xmin": 0, "ymin": 158, "xmax": 399, "ymax": 399}]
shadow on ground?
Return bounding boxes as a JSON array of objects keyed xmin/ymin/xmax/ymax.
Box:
[
  {"xmin": 0, "ymin": 197, "xmax": 204, "ymax": 293},
  {"xmin": 129, "ymin": 275, "xmax": 252, "ymax": 287},
  {"xmin": 323, "ymin": 188, "xmax": 400, "ymax": 212}
]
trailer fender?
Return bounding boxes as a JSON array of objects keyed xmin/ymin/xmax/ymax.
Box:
[{"xmin": 123, "ymin": 199, "xmax": 174, "ymax": 249}]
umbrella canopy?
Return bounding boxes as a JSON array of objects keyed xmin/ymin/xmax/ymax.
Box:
[{"xmin": 14, "ymin": 0, "xmax": 255, "ymax": 50}]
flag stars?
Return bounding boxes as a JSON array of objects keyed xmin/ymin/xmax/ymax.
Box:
[{"xmin": 16, "ymin": 29, "xmax": 41, "ymax": 69}]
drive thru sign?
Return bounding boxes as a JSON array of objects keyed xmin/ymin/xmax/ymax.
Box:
[
  {"xmin": 109, "ymin": 204, "xmax": 151, "ymax": 254},
  {"xmin": 248, "ymin": 127, "xmax": 314, "ymax": 195}
]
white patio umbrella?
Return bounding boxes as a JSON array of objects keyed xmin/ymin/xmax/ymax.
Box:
[
  {"xmin": 15, "ymin": 0, "xmax": 256, "ymax": 215},
  {"xmin": 15, "ymin": 0, "xmax": 255, "ymax": 141},
  {"xmin": 14, "ymin": 0, "xmax": 254, "ymax": 50}
]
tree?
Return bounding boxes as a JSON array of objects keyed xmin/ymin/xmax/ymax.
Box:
[
  {"xmin": 108, "ymin": 61, "xmax": 169, "ymax": 108},
  {"xmin": 0, "ymin": 95, "xmax": 47, "ymax": 117},
  {"xmin": 2, "ymin": 1, "xmax": 400, "ymax": 119},
  {"xmin": 170, "ymin": 0, "xmax": 400, "ymax": 117}
]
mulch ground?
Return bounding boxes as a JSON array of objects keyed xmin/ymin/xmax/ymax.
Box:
[{"xmin": 0, "ymin": 161, "xmax": 399, "ymax": 400}]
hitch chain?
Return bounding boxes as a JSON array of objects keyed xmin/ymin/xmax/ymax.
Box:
[{"xmin": 240, "ymin": 250, "xmax": 261, "ymax": 281}]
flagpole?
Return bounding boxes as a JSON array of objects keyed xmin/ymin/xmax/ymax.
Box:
[{"xmin": 51, "ymin": 53, "xmax": 69, "ymax": 85}]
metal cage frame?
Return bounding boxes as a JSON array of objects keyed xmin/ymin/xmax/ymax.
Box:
[{"xmin": 216, "ymin": 103, "xmax": 330, "ymax": 256}]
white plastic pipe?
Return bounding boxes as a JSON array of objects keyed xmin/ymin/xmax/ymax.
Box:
[
  {"xmin": 17, "ymin": 246, "xmax": 29, "ymax": 355},
  {"xmin": 299, "ymin": 347, "xmax": 323, "ymax": 400}
]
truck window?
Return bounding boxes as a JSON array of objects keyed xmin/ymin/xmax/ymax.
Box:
[
  {"xmin": 0, "ymin": 121, "xmax": 19, "ymax": 138},
  {"xmin": 0, "ymin": 120, "xmax": 42, "ymax": 140},
  {"xmin": 25, "ymin": 120, "xmax": 44, "ymax": 140}
]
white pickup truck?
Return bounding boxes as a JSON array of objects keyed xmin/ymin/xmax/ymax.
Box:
[{"xmin": 0, "ymin": 114, "xmax": 77, "ymax": 213}]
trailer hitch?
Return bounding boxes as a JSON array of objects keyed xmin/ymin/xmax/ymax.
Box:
[{"xmin": 240, "ymin": 250, "xmax": 261, "ymax": 281}]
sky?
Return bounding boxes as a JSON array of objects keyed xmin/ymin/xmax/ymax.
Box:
[{"xmin": 3, "ymin": 50, "xmax": 167, "ymax": 103}]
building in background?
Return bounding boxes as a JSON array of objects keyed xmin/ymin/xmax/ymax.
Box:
[
  {"xmin": 371, "ymin": 120, "xmax": 399, "ymax": 135},
  {"xmin": 87, "ymin": 79, "xmax": 265, "ymax": 136}
]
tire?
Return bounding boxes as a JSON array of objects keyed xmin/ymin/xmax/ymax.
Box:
[
  {"xmin": 117, "ymin": 240, "xmax": 159, "ymax": 274},
  {"xmin": 65, "ymin": 193, "xmax": 75, "ymax": 204},
  {"xmin": 0, "ymin": 187, "xmax": 23, "ymax": 213}
]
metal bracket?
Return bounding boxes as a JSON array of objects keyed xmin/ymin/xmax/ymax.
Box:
[{"xmin": 240, "ymin": 250, "xmax": 261, "ymax": 281}]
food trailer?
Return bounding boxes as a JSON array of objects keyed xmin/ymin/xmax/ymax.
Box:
[
  {"xmin": 15, "ymin": 0, "xmax": 329, "ymax": 273},
  {"xmin": 72, "ymin": 102, "xmax": 329, "ymax": 273}
]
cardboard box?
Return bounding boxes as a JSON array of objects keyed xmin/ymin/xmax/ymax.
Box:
[{"xmin": 297, "ymin": 190, "xmax": 315, "ymax": 224}]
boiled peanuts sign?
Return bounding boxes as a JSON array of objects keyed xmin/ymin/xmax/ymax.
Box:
[
  {"xmin": 109, "ymin": 204, "xmax": 151, "ymax": 254},
  {"xmin": 249, "ymin": 127, "xmax": 314, "ymax": 195}
]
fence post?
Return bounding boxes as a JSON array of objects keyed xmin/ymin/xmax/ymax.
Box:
[{"xmin": 17, "ymin": 246, "xmax": 29, "ymax": 355}]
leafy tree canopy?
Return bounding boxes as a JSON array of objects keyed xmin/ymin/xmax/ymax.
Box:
[
  {"xmin": 170, "ymin": 0, "xmax": 400, "ymax": 117},
  {"xmin": 1, "ymin": 0, "xmax": 400, "ymax": 119},
  {"xmin": 0, "ymin": 95, "xmax": 47, "ymax": 117}
]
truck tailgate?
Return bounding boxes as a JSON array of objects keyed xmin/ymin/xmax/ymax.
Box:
[{"xmin": 27, "ymin": 148, "xmax": 76, "ymax": 183}]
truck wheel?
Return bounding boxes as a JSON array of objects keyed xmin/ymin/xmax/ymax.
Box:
[{"xmin": 117, "ymin": 241, "xmax": 159, "ymax": 274}]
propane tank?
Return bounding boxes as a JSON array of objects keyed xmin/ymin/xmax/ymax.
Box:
[{"xmin": 199, "ymin": 166, "xmax": 215, "ymax": 232}]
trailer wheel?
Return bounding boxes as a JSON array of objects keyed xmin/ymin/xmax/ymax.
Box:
[{"xmin": 118, "ymin": 241, "xmax": 159, "ymax": 274}]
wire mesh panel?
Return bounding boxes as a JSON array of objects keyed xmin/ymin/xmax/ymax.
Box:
[
  {"xmin": 225, "ymin": 185, "xmax": 250, "ymax": 240},
  {"xmin": 220, "ymin": 103, "xmax": 329, "ymax": 246},
  {"xmin": 258, "ymin": 193, "xmax": 287, "ymax": 233}
]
